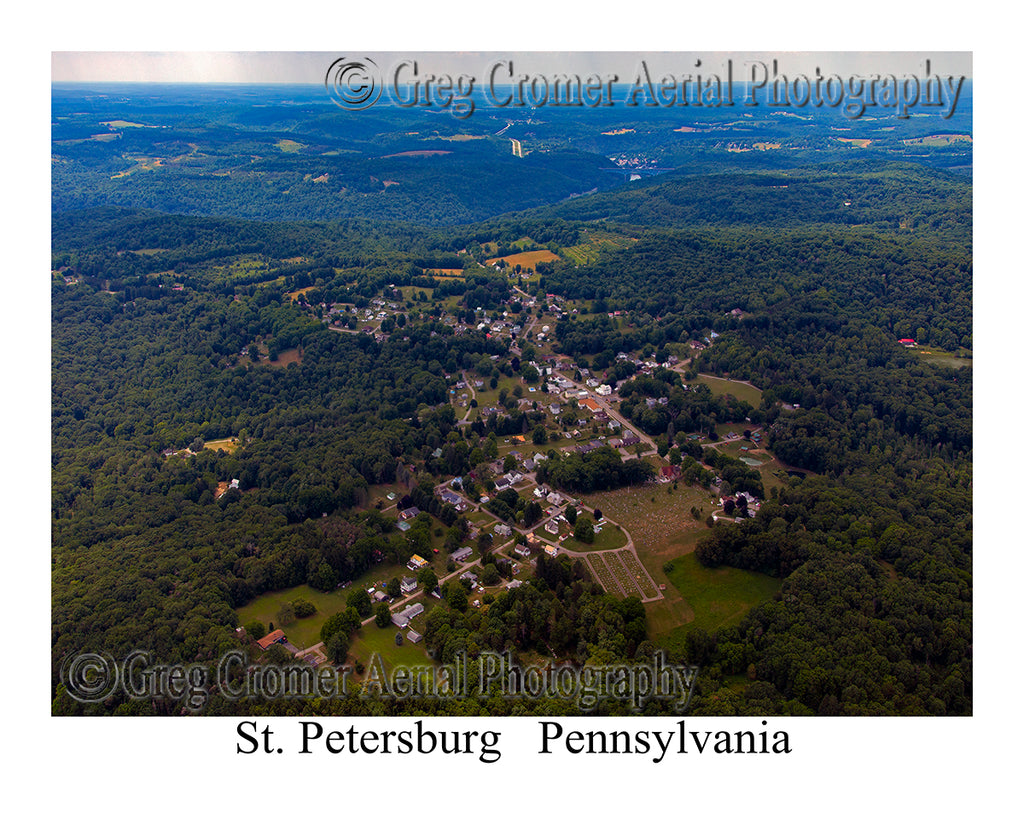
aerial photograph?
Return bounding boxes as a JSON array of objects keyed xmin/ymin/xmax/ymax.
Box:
[{"xmin": 50, "ymin": 50, "xmax": 973, "ymax": 725}]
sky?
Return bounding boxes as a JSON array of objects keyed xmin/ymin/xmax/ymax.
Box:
[{"xmin": 51, "ymin": 51, "xmax": 972, "ymax": 85}]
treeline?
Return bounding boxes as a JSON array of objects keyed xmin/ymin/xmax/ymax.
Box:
[
  {"xmin": 535, "ymin": 447, "xmax": 655, "ymax": 494},
  {"xmin": 697, "ymin": 318, "xmax": 972, "ymax": 475},
  {"xmin": 426, "ymin": 555, "xmax": 649, "ymax": 666},
  {"xmin": 618, "ymin": 374, "xmax": 755, "ymax": 437}
]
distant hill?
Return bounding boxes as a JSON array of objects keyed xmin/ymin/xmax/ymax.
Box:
[{"xmin": 531, "ymin": 160, "xmax": 971, "ymax": 241}]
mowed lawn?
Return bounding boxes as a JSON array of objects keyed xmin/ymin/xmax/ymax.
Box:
[
  {"xmin": 561, "ymin": 513, "xmax": 629, "ymax": 552},
  {"xmin": 661, "ymin": 552, "xmax": 781, "ymax": 643},
  {"xmin": 235, "ymin": 584, "xmax": 353, "ymax": 650},
  {"xmin": 348, "ymin": 620, "xmax": 438, "ymax": 674},
  {"xmin": 694, "ymin": 374, "xmax": 762, "ymax": 406}
]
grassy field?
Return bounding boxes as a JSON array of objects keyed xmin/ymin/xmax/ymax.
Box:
[
  {"xmin": 348, "ymin": 614, "xmax": 437, "ymax": 673},
  {"xmin": 659, "ymin": 552, "xmax": 782, "ymax": 645},
  {"xmin": 913, "ymin": 348, "xmax": 972, "ymax": 369},
  {"xmin": 235, "ymin": 584, "xmax": 354, "ymax": 650},
  {"xmin": 561, "ymin": 514, "xmax": 629, "ymax": 552},
  {"xmin": 286, "ymin": 286, "xmax": 316, "ymax": 302},
  {"xmin": 204, "ymin": 254, "xmax": 269, "ymax": 284},
  {"xmin": 267, "ymin": 348, "xmax": 303, "ymax": 367},
  {"xmin": 694, "ymin": 374, "xmax": 762, "ymax": 406},
  {"xmin": 203, "ymin": 437, "xmax": 239, "ymax": 454},
  {"xmin": 424, "ymin": 268, "xmax": 464, "ymax": 278}
]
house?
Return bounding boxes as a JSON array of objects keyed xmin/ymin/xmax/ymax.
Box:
[
  {"xmin": 899, "ymin": 338, "xmax": 917, "ymax": 347},
  {"xmin": 506, "ymin": 579, "xmax": 523, "ymax": 590},
  {"xmin": 494, "ymin": 523, "xmax": 512, "ymax": 537},
  {"xmin": 596, "ymin": 384, "xmax": 612, "ymax": 396},
  {"xmin": 544, "ymin": 519, "xmax": 560, "ymax": 535},
  {"xmin": 391, "ymin": 602, "xmax": 425, "ymax": 628},
  {"xmin": 256, "ymin": 629, "xmax": 287, "ymax": 650},
  {"xmin": 398, "ymin": 506, "xmax": 421, "ymax": 521},
  {"xmin": 400, "ymin": 576, "xmax": 418, "ymax": 594},
  {"xmin": 407, "ymin": 554, "xmax": 429, "ymax": 571},
  {"xmin": 514, "ymin": 542, "xmax": 531, "ymax": 558},
  {"xmin": 543, "ymin": 544, "xmax": 559, "ymax": 557},
  {"xmin": 406, "ymin": 629, "xmax": 423, "ymax": 643},
  {"xmin": 451, "ymin": 546, "xmax": 473, "ymax": 563},
  {"xmin": 438, "ymin": 488, "xmax": 468, "ymax": 511},
  {"xmin": 460, "ymin": 571, "xmax": 479, "ymax": 588}
]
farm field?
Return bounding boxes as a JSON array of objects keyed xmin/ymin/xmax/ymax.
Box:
[
  {"xmin": 902, "ymin": 133, "xmax": 972, "ymax": 147},
  {"xmin": 560, "ymin": 230, "xmax": 636, "ymax": 265},
  {"xmin": 485, "ymin": 249, "xmax": 559, "ymax": 271}
]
